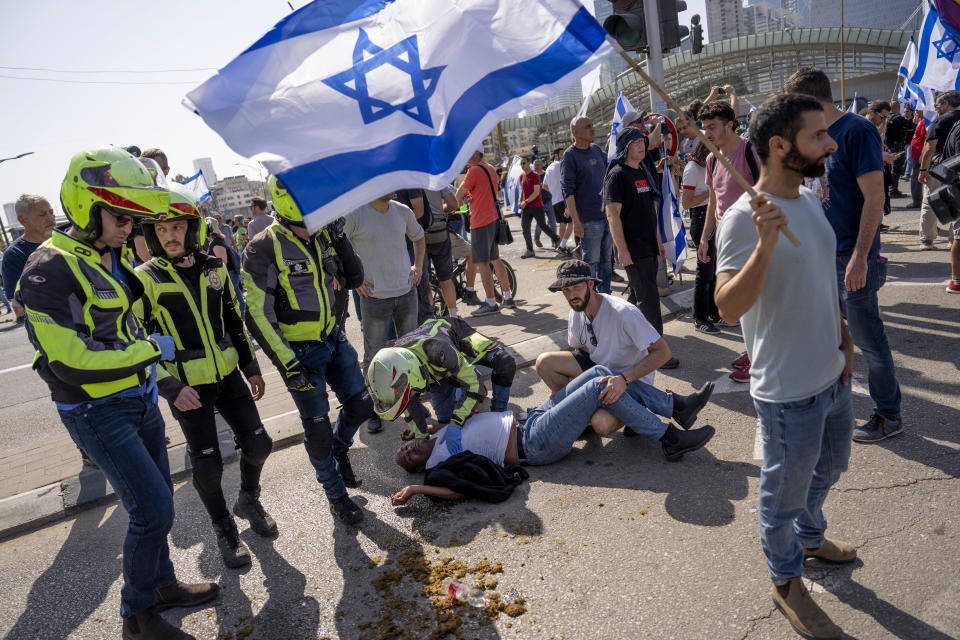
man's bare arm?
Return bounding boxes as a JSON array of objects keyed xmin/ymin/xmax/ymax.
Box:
[
  {"xmin": 391, "ymin": 484, "xmax": 464, "ymax": 506},
  {"xmin": 844, "ymin": 170, "xmax": 885, "ymax": 292},
  {"xmin": 605, "ymin": 202, "xmax": 633, "ymax": 266}
]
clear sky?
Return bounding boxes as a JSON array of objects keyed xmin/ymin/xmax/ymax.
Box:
[{"xmin": 0, "ymin": 0, "xmax": 706, "ymax": 220}]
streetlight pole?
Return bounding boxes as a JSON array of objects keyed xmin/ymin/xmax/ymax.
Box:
[
  {"xmin": 785, "ymin": 28, "xmax": 800, "ymax": 71},
  {"xmin": 0, "ymin": 151, "xmax": 35, "ymax": 245},
  {"xmin": 840, "ymin": 0, "xmax": 846, "ymax": 106}
]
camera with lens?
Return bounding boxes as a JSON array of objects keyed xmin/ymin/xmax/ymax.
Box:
[{"xmin": 927, "ymin": 155, "xmax": 960, "ymax": 225}]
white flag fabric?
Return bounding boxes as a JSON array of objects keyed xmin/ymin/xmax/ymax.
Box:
[
  {"xmin": 898, "ymin": 36, "xmax": 938, "ymax": 120},
  {"xmin": 846, "ymin": 92, "xmax": 859, "ymax": 114},
  {"xmin": 182, "ymin": 170, "xmax": 211, "ymax": 203},
  {"xmin": 607, "ymin": 91, "xmax": 638, "ymax": 163},
  {"xmin": 577, "ymin": 69, "xmax": 601, "ymax": 119},
  {"xmin": 184, "ymin": 0, "xmax": 613, "ymax": 232},
  {"xmin": 657, "ymin": 144, "xmax": 686, "ymax": 277},
  {"xmin": 911, "ymin": 2, "xmax": 960, "ymax": 92},
  {"xmin": 503, "ymin": 155, "xmax": 524, "ymax": 214}
]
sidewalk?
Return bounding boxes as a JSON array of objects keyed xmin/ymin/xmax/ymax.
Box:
[{"xmin": 0, "ymin": 232, "xmax": 698, "ymax": 538}]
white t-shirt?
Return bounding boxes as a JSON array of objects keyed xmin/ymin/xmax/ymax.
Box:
[
  {"xmin": 715, "ymin": 187, "xmax": 845, "ymax": 403},
  {"xmin": 543, "ymin": 160, "xmax": 563, "ymax": 201},
  {"xmin": 425, "ymin": 411, "xmax": 515, "ymax": 469},
  {"xmin": 681, "ymin": 160, "xmax": 708, "ymax": 197},
  {"xmin": 568, "ymin": 293, "xmax": 661, "ymax": 386}
]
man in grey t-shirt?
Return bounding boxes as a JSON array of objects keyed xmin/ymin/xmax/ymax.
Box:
[
  {"xmin": 245, "ymin": 195, "xmax": 274, "ymax": 241},
  {"xmin": 715, "ymin": 94, "xmax": 856, "ymax": 640}
]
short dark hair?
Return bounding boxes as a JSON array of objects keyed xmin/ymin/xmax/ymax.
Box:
[
  {"xmin": 749, "ymin": 93, "xmax": 824, "ymax": 164},
  {"xmin": 686, "ymin": 99, "xmax": 704, "ymax": 120},
  {"xmin": 937, "ymin": 90, "xmax": 960, "ymax": 107},
  {"xmin": 869, "ymin": 100, "xmax": 891, "ymax": 113},
  {"xmin": 783, "ymin": 67, "xmax": 833, "ymax": 102},
  {"xmin": 141, "ymin": 148, "xmax": 168, "ymax": 167},
  {"xmin": 698, "ymin": 101, "xmax": 736, "ymax": 125},
  {"xmin": 250, "ymin": 196, "xmax": 268, "ymax": 210}
]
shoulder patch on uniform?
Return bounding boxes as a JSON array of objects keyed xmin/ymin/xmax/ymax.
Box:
[{"xmin": 207, "ymin": 271, "xmax": 223, "ymax": 290}]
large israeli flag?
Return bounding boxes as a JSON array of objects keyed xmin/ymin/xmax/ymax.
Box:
[
  {"xmin": 911, "ymin": 2, "xmax": 960, "ymax": 92},
  {"xmin": 181, "ymin": 170, "xmax": 211, "ymax": 203},
  {"xmin": 657, "ymin": 144, "xmax": 686, "ymax": 277},
  {"xmin": 607, "ymin": 91, "xmax": 637, "ymax": 163},
  {"xmin": 184, "ymin": 0, "xmax": 613, "ymax": 231},
  {"xmin": 898, "ymin": 36, "xmax": 938, "ymax": 119},
  {"xmin": 503, "ymin": 155, "xmax": 524, "ymax": 213}
]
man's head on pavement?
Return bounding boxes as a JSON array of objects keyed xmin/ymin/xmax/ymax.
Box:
[
  {"xmin": 396, "ymin": 438, "xmax": 431, "ymax": 473},
  {"xmin": 782, "ymin": 67, "xmax": 833, "ymax": 103},
  {"xmin": 549, "ymin": 259, "xmax": 599, "ymax": 311},
  {"xmin": 14, "ymin": 194, "xmax": 56, "ymax": 241},
  {"xmin": 570, "ymin": 116, "xmax": 596, "ymax": 145},
  {"xmin": 935, "ymin": 90, "xmax": 960, "ymax": 115},
  {"xmin": 866, "ymin": 101, "xmax": 891, "ymax": 128},
  {"xmin": 698, "ymin": 101, "xmax": 738, "ymax": 147},
  {"xmin": 750, "ymin": 93, "xmax": 837, "ymax": 179},
  {"xmin": 250, "ymin": 196, "xmax": 267, "ymax": 217}
]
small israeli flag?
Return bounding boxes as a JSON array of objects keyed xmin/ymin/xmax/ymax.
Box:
[
  {"xmin": 184, "ymin": 0, "xmax": 612, "ymax": 232},
  {"xmin": 607, "ymin": 91, "xmax": 638, "ymax": 163},
  {"xmin": 846, "ymin": 92, "xmax": 859, "ymax": 114},
  {"xmin": 911, "ymin": 2, "xmax": 960, "ymax": 92},
  {"xmin": 181, "ymin": 171, "xmax": 211, "ymax": 203},
  {"xmin": 504, "ymin": 155, "xmax": 525, "ymax": 214},
  {"xmin": 657, "ymin": 144, "xmax": 686, "ymax": 277}
]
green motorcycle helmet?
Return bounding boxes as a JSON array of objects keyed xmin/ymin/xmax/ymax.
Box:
[
  {"xmin": 366, "ymin": 347, "xmax": 429, "ymax": 421},
  {"xmin": 141, "ymin": 183, "xmax": 207, "ymax": 259},
  {"xmin": 268, "ymin": 174, "xmax": 305, "ymax": 225},
  {"xmin": 60, "ymin": 146, "xmax": 169, "ymax": 243}
]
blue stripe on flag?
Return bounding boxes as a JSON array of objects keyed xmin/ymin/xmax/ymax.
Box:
[
  {"xmin": 242, "ymin": 0, "xmax": 397, "ymax": 56},
  {"xmin": 911, "ymin": 8, "xmax": 938, "ymax": 87},
  {"xmin": 277, "ymin": 7, "xmax": 606, "ymax": 213}
]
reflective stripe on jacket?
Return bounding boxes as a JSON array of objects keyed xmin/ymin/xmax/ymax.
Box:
[{"xmin": 15, "ymin": 230, "xmax": 161, "ymax": 404}]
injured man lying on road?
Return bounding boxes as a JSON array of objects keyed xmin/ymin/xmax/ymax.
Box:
[{"xmin": 391, "ymin": 365, "xmax": 715, "ymax": 505}]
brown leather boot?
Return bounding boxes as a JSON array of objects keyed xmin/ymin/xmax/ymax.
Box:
[
  {"xmin": 771, "ymin": 577, "xmax": 842, "ymax": 639},
  {"xmin": 122, "ymin": 607, "xmax": 195, "ymax": 639},
  {"xmin": 154, "ymin": 580, "xmax": 220, "ymax": 611},
  {"xmin": 804, "ymin": 538, "xmax": 856, "ymax": 563}
]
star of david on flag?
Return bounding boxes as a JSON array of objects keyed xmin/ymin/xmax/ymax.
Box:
[
  {"xmin": 183, "ymin": 0, "xmax": 613, "ymax": 232},
  {"xmin": 910, "ymin": 2, "xmax": 960, "ymax": 92}
]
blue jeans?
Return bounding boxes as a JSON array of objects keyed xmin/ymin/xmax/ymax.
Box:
[
  {"xmin": 59, "ymin": 396, "xmax": 176, "ymax": 617},
  {"xmin": 522, "ymin": 365, "xmax": 669, "ymax": 465},
  {"xmin": 358, "ymin": 289, "xmax": 419, "ymax": 367},
  {"xmin": 836, "ymin": 253, "xmax": 901, "ymax": 421},
  {"xmin": 580, "ymin": 220, "xmax": 612, "ymax": 293},
  {"xmin": 432, "ymin": 350, "xmax": 513, "ymax": 420},
  {"xmin": 534, "ymin": 201, "xmax": 558, "ymax": 243},
  {"xmin": 289, "ymin": 335, "xmax": 367, "ymax": 499},
  {"xmin": 754, "ymin": 377, "xmax": 854, "ymax": 585},
  {"xmin": 0, "ymin": 286, "xmax": 11, "ymax": 312}
]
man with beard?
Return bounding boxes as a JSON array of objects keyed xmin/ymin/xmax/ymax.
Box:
[
  {"xmin": 784, "ymin": 68, "xmax": 902, "ymax": 444},
  {"xmin": 715, "ymin": 93, "xmax": 855, "ymax": 640},
  {"xmin": 535, "ymin": 260, "xmax": 713, "ymax": 435}
]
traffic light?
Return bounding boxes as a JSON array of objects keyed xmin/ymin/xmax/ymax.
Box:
[
  {"xmin": 659, "ymin": 0, "xmax": 689, "ymax": 51},
  {"xmin": 691, "ymin": 14, "xmax": 703, "ymax": 54},
  {"xmin": 603, "ymin": 0, "xmax": 647, "ymax": 52}
]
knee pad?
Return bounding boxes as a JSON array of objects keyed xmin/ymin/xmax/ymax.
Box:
[
  {"xmin": 189, "ymin": 445, "xmax": 224, "ymax": 492},
  {"xmin": 489, "ymin": 348, "xmax": 517, "ymax": 388},
  {"xmin": 341, "ymin": 389, "xmax": 374, "ymax": 427},
  {"xmin": 301, "ymin": 416, "xmax": 333, "ymax": 462},
  {"xmin": 236, "ymin": 426, "xmax": 273, "ymax": 468}
]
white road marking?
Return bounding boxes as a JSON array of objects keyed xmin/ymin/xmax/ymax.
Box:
[{"xmin": 0, "ymin": 363, "xmax": 32, "ymax": 376}]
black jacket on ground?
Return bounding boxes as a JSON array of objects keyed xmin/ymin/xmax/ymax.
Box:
[{"xmin": 423, "ymin": 451, "xmax": 529, "ymax": 503}]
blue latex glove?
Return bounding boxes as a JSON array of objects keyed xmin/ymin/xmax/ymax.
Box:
[
  {"xmin": 440, "ymin": 424, "xmax": 463, "ymax": 456},
  {"xmin": 145, "ymin": 363, "xmax": 158, "ymax": 405},
  {"xmin": 148, "ymin": 333, "xmax": 175, "ymax": 361}
]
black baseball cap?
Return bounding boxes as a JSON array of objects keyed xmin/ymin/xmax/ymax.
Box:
[{"xmin": 548, "ymin": 259, "xmax": 600, "ymax": 292}]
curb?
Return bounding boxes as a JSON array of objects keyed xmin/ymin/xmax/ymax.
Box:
[{"xmin": 0, "ymin": 288, "xmax": 693, "ymax": 539}]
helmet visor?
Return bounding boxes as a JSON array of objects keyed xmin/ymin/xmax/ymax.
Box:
[
  {"xmin": 80, "ymin": 156, "xmax": 168, "ymax": 191},
  {"xmin": 372, "ymin": 372, "xmax": 410, "ymax": 417}
]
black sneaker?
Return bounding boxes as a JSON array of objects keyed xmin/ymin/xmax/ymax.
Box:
[
  {"xmin": 123, "ymin": 608, "xmax": 196, "ymax": 640},
  {"xmin": 852, "ymin": 414, "xmax": 904, "ymax": 443},
  {"xmin": 366, "ymin": 415, "xmax": 384, "ymax": 434},
  {"xmin": 610, "ymin": 271, "xmax": 625, "ymax": 283},
  {"xmin": 233, "ymin": 488, "xmax": 278, "ymax": 537},
  {"xmin": 211, "ymin": 518, "xmax": 251, "ymax": 569},
  {"xmin": 461, "ymin": 290, "xmax": 482, "ymax": 306},
  {"xmin": 333, "ymin": 450, "xmax": 362, "ymax": 488},
  {"xmin": 534, "ymin": 237, "xmax": 543, "ymax": 248},
  {"xmin": 471, "ymin": 301, "xmax": 499, "ymax": 317},
  {"xmin": 501, "ymin": 297, "xmax": 517, "ymax": 310},
  {"xmin": 695, "ymin": 321, "xmax": 720, "ymax": 335},
  {"xmin": 329, "ymin": 494, "xmax": 364, "ymax": 526}
]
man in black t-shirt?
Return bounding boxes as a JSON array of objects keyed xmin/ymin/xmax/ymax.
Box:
[
  {"xmin": 604, "ymin": 126, "xmax": 666, "ymax": 337},
  {"xmin": 918, "ymin": 91, "xmax": 960, "ymax": 250},
  {"xmin": 884, "ymin": 103, "xmax": 916, "ymax": 195}
]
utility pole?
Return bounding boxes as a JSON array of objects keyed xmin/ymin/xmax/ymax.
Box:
[
  {"xmin": 840, "ymin": 0, "xmax": 846, "ymax": 105},
  {"xmin": 643, "ymin": 0, "xmax": 667, "ymax": 114}
]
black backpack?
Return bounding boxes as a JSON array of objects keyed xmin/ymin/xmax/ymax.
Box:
[
  {"xmin": 940, "ymin": 118, "xmax": 960, "ymax": 162},
  {"xmin": 707, "ymin": 139, "xmax": 760, "ymax": 185}
]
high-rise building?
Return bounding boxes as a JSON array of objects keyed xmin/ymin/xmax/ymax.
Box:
[
  {"xmin": 810, "ymin": 0, "xmax": 919, "ymax": 30},
  {"xmin": 594, "ymin": 0, "xmax": 630, "ymax": 85},
  {"xmin": 192, "ymin": 157, "xmax": 217, "ymax": 186},
  {"xmin": 706, "ymin": 0, "xmax": 747, "ymax": 42},
  {"xmin": 210, "ymin": 175, "xmax": 252, "ymax": 220},
  {"xmin": 744, "ymin": 1, "xmax": 802, "ymax": 34},
  {"xmin": 2, "ymin": 202, "xmax": 16, "ymax": 228},
  {"xmin": 527, "ymin": 80, "xmax": 584, "ymax": 116},
  {"xmin": 781, "ymin": 0, "xmax": 811, "ymax": 26}
]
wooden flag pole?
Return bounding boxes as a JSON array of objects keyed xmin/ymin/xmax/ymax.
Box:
[{"xmin": 613, "ymin": 45, "xmax": 801, "ymax": 247}]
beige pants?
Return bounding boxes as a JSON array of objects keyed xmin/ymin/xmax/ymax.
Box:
[{"xmin": 919, "ymin": 177, "xmax": 942, "ymax": 243}]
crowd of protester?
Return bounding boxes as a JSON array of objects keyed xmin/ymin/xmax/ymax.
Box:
[{"xmin": 4, "ymin": 63, "xmax": 959, "ymax": 640}]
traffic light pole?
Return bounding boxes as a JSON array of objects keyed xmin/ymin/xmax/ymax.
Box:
[
  {"xmin": 612, "ymin": 42, "xmax": 801, "ymax": 247},
  {"xmin": 642, "ymin": 0, "xmax": 667, "ymax": 114}
]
